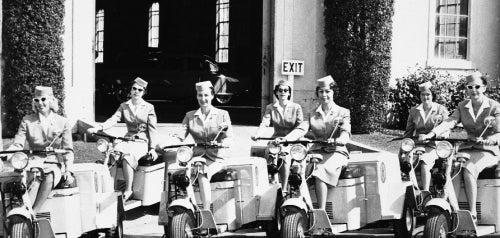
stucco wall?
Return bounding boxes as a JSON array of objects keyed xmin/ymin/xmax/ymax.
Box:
[
  {"xmin": 272, "ymin": 0, "xmax": 326, "ymax": 114},
  {"xmin": 62, "ymin": 0, "xmax": 96, "ymax": 128}
]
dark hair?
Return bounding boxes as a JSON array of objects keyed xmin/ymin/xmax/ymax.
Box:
[
  {"xmin": 315, "ymin": 82, "xmax": 336, "ymax": 97},
  {"xmin": 419, "ymin": 89, "xmax": 437, "ymax": 102},
  {"xmin": 130, "ymin": 82, "xmax": 148, "ymax": 95},
  {"xmin": 273, "ymin": 84, "xmax": 292, "ymax": 100}
]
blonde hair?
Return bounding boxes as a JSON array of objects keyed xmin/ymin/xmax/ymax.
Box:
[{"xmin": 32, "ymin": 96, "xmax": 59, "ymax": 113}]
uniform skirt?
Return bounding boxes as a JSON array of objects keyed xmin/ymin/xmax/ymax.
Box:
[
  {"xmin": 114, "ymin": 140, "xmax": 148, "ymax": 170},
  {"xmin": 310, "ymin": 150, "xmax": 348, "ymax": 186},
  {"xmin": 460, "ymin": 150, "xmax": 499, "ymax": 179},
  {"xmin": 29, "ymin": 156, "xmax": 62, "ymax": 188},
  {"xmin": 191, "ymin": 156, "xmax": 224, "ymax": 180}
]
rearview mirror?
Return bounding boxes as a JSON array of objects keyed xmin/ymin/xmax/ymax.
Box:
[
  {"xmin": 431, "ymin": 115, "xmax": 443, "ymax": 125},
  {"xmin": 333, "ymin": 117, "xmax": 344, "ymax": 126},
  {"xmin": 484, "ymin": 116, "xmax": 496, "ymax": 128}
]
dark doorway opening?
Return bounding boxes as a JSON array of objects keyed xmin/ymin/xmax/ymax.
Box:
[{"xmin": 95, "ymin": 0, "xmax": 262, "ymax": 125}]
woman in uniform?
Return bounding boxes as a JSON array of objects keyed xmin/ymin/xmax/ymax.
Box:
[
  {"xmin": 305, "ymin": 75, "xmax": 351, "ymax": 210},
  {"xmin": 8, "ymin": 86, "xmax": 75, "ymax": 213},
  {"xmin": 403, "ymin": 81, "xmax": 448, "ymax": 190},
  {"xmin": 177, "ymin": 81, "xmax": 233, "ymax": 210},
  {"xmin": 251, "ymin": 79, "xmax": 306, "ymax": 191},
  {"xmin": 421, "ymin": 71, "xmax": 500, "ymax": 221},
  {"xmin": 88, "ymin": 77, "xmax": 158, "ymax": 201}
]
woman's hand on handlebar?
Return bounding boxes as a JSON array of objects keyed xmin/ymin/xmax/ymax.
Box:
[
  {"xmin": 478, "ymin": 137, "xmax": 498, "ymax": 146},
  {"xmin": 87, "ymin": 126, "xmax": 101, "ymax": 134},
  {"xmin": 419, "ymin": 132, "xmax": 435, "ymax": 141},
  {"xmin": 272, "ymin": 137, "xmax": 286, "ymax": 145},
  {"xmin": 148, "ymin": 149, "xmax": 158, "ymax": 160}
]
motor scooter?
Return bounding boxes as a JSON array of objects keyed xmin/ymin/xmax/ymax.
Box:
[
  {"xmin": 158, "ymin": 126, "xmax": 282, "ymax": 238},
  {"xmin": 93, "ymin": 132, "xmax": 165, "ymax": 211},
  {"xmin": 0, "ymin": 148, "xmax": 122, "ymax": 238},
  {"xmin": 423, "ymin": 116, "xmax": 500, "ymax": 237},
  {"xmin": 278, "ymin": 140, "xmax": 416, "ymax": 238}
]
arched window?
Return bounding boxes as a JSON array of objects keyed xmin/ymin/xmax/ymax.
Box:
[
  {"xmin": 215, "ymin": 0, "xmax": 229, "ymax": 63},
  {"xmin": 95, "ymin": 9, "xmax": 105, "ymax": 63},
  {"xmin": 148, "ymin": 2, "xmax": 160, "ymax": 48}
]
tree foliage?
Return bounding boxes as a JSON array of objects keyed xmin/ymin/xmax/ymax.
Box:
[
  {"xmin": 2, "ymin": 0, "xmax": 65, "ymax": 137},
  {"xmin": 324, "ymin": 0, "xmax": 394, "ymax": 133}
]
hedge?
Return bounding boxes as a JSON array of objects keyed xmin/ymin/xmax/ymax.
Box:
[
  {"xmin": 324, "ymin": 0, "xmax": 394, "ymax": 133},
  {"xmin": 2, "ymin": 0, "xmax": 65, "ymax": 137}
]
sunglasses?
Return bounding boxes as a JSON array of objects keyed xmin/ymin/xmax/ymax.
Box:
[
  {"xmin": 278, "ymin": 89, "xmax": 289, "ymax": 93},
  {"xmin": 33, "ymin": 97, "xmax": 47, "ymax": 103},
  {"xmin": 467, "ymin": 85, "xmax": 482, "ymax": 90},
  {"xmin": 132, "ymin": 86, "xmax": 144, "ymax": 92}
]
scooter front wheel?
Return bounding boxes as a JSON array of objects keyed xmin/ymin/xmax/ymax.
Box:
[
  {"xmin": 169, "ymin": 211, "xmax": 195, "ymax": 238},
  {"xmin": 424, "ymin": 212, "xmax": 449, "ymax": 238},
  {"xmin": 9, "ymin": 215, "xmax": 34, "ymax": 238},
  {"xmin": 281, "ymin": 208, "xmax": 307, "ymax": 238}
]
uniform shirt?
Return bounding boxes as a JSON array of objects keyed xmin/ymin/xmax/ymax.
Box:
[
  {"xmin": 305, "ymin": 103, "xmax": 351, "ymax": 154},
  {"xmin": 256, "ymin": 101, "xmax": 306, "ymax": 140},
  {"xmin": 101, "ymin": 99, "xmax": 157, "ymax": 149},
  {"xmin": 180, "ymin": 106, "xmax": 233, "ymax": 161},
  {"xmin": 8, "ymin": 113, "xmax": 74, "ymax": 167},
  {"xmin": 404, "ymin": 102, "xmax": 449, "ymax": 137},
  {"xmin": 432, "ymin": 97, "xmax": 500, "ymax": 155}
]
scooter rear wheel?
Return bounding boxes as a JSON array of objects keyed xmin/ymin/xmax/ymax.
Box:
[
  {"xmin": 281, "ymin": 208, "xmax": 307, "ymax": 238},
  {"xmin": 169, "ymin": 211, "xmax": 195, "ymax": 238},
  {"xmin": 424, "ymin": 212, "xmax": 449, "ymax": 238},
  {"xmin": 10, "ymin": 216, "xmax": 33, "ymax": 238}
]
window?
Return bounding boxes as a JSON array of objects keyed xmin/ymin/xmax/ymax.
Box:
[
  {"xmin": 95, "ymin": 9, "xmax": 105, "ymax": 63},
  {"xmin": 148, "ymin": 2, "xmax": 160, "ymax": 48},
  {"xmin": 215, "ymin": 0, "xmax": 230, "ymax": 63},
  {"xmin": 434, "ymin": 0, "xmax": 469, "ymax": 60}
]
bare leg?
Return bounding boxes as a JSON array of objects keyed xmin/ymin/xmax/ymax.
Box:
[
  {"xmin": 33, "ymin": 173, "xmax": 54, "ymax": 213},
  {"xmin": 315, "ymin": 178, "xmax": 328, "ymax": 210},
  {"xmin": 463, "ymin": 169, "xmax": 477, "ymax": 217},
  {"xmin": 279, "ymin": 161, "xmax": 290, "ymax": 192},
  {"xmin": 421, "ymin": 163, "xmax": 432, "ymax": 191},
  {"xmin": 122, "ymin": 161, "xmax": 134, "ymax": 199},
  {"xmin": 198, "ymin": 175, "xmax": 211, "ymax": 210},
  {"xmin": 451, "ymin": 170, "xmax": 463, "ymax": 210}
]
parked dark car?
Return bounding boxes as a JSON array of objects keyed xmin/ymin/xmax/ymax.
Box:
[{"xmin": 96, "ymin": 55, "xmax": 248, "ymax": 105}]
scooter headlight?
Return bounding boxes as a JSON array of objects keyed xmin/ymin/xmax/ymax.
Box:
[
  {"xmin": 290, "ymin": 144, "xmax": 307, "ymax": 161},
  {"xmin": 10, "ymin": 152, "xmax": 29, "ymax": 170},
  {"xmin": 176, "ymin": 146, "xmax": 193, "ymax": 163},
  {"xmin": 96, "ymin": 139, "xmax": 109, "ymax": 152},
  {"xmin": 267, "ymin": 143, "xmax": 281, "ymax": 154},
  {"xmin": 401, "ymin": 138, "xmax": 415, "ymax": 152},
  {"xmin": 436, "ymin": 141, "xmax": 453, "ymax": 158}
]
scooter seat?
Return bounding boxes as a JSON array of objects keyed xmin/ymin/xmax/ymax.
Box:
[
  {"xmin": 478, "ymin": 165, "xmax": 498, "ymax": 179},
  {"xmin": 210, "ymin": 169, "xmax": 237, "ymax": 183},
  {"xmin": 339, "ymin": 165, "xmax": 363, "ymax": 179}
]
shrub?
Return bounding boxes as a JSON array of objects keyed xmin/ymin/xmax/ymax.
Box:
[
  {"xmin": 324, "ymin": 0, "xmax": 394, "ymax": 133},
  {"xmin": 2, "ymin": 0, "xmax": 65, "ymax": 137}
]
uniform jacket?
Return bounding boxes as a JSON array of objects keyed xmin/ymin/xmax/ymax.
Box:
[
  {"xmin": 8, "ymin": 113, "xmax": 74, "ymax": 166},
  {"xmin": 432, "ymin": 97, "xmax": 500, "ymax": 155},
  {"xmin": 180, "ymin": 106, "xmax": 233, "ymax": 161},
  {"xmin": 404, "ymin": 102, "xmax": 449, "ymax": 138},
  {"xmin": 257, "ymin": 101, "xmax": 307, "ymax": 140},
  {"xmin": 102, "ymin": 99, "xmax": 157, "ymax": 149},
  {"xmin": 305, "ymin": 103, "xmax": 351, "ymax": 154}
]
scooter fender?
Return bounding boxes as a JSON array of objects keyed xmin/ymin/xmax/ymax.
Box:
[
  {"xmin": 7, "ymin": 206, "xmax": 33, "ymax": 222},
  {"xmin": 167, "ymin": 198, "xmax": 196, "ymax": 215},
  {"xmin": 424, "ymin": 198, "xmax": 452, "ymax": 214},
  {"xmin": 280, "ymin": 198, "xmax": 308, "ymax": 214}
]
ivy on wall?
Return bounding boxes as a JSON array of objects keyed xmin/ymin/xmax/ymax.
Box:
[
  {"xmin": 2, "ymin": 0, "xmax": 65, "ymax": 137},
  {"xmin": 324, "ymin": 0, "xmax": 394, "ymax": 133}
]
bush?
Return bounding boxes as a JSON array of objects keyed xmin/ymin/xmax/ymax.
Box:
[
  {"xmin": 324, "ymin": 0, "xmax": 394, "ymax": 133},
  {"xmin": 2, "ymin": 0, "xmax": 65, "ymax": 137},
  {"xmin": 388, "ymin": 66, "xmax": 500, "ymax": 129}
]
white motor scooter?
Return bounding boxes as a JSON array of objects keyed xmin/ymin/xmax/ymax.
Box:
[
  {"xmin": 158, "ymin": 128, "xmax": 282, "ymax": 237},
  {"xmin": 423, "ymin": 116, "xmax": 500, "ymax": 237},
  {"xmin": 0, "ymin": 148, "xmax": 122, "ymax": 238},
  {"xmin": 93, "ymin": 132, "xmax": 165, "ymax": 211}
]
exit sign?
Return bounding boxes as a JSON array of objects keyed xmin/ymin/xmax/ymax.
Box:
[{"xmin": 281, "ymin": 60, "xmax": 304, "ymax": 76}]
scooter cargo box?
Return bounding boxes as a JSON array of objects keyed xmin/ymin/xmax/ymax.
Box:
[
  {"xmin": 72, "ymin": 163, "xmax": 119, "ymax": 233},
  {"xmin": 38, "ymin": 187, "xmax": 82, "ymax": 238},
  {"xmin": 133, "ymin": 162, "xmax": 165, "ymax": 206},
  {"xmin": 330, "ymin": 177, "xmax": 366, "ymax": 230}
]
